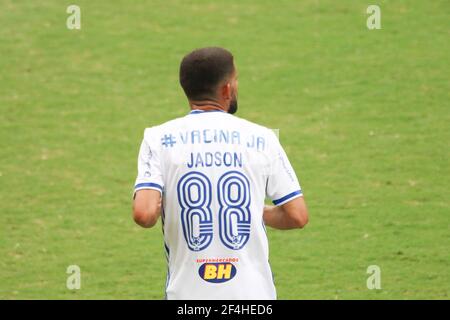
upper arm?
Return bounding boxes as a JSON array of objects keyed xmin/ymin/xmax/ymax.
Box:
[
  {"xmin": 280, "ymin": 196, "xmax": 309, "ymax": 228},
  {"xmin": 132, "ymin": 129, "xmax": 164, "ymax": 228},
  {"xmin": 133, "ymin": 189, "xmax": 162, "ymax": 228}
]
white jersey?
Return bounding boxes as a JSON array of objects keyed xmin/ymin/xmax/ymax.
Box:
[{"xmin": 134, "ymin": 109, "xmax": 302, "ymax": 300}]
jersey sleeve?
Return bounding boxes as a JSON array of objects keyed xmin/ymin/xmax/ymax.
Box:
[
  {"xmin": 266, "ymin": 131, "xmax": 303, "ymax": 206},
  {"xmin": 134, "ymin": 128, "xmax": 164, "ymax": 196}
]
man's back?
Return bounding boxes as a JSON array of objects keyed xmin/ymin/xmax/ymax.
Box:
[
  {"xmin": 135, "ymin": 109, "xmax": 302, "ymax": 299},
  {"xmin": 132, "ymin": 47, "xmax": 308, "ymax": 300}
]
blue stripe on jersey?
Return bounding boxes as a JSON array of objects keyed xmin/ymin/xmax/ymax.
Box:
[
  {"xmin": 164, "ymin": 265, "xmax": 171, "ymax": 300},
  {"xmin": 272, "ymin": 190, "xmax": 302, "ymax": 205},
  {"xmin": 164, "ymin": 242, "xmax": 170, "ymax": 259},
  {"xmin": 134, "ymin": 182, "xmax": 163, "ymax": 191},
  {"xmin": 164, "ymin": 242, "xmax": 171, "ymax": 299},
  {"xmin": 189, "ymin": 109, "xmax": 225, "ymax": 115}
]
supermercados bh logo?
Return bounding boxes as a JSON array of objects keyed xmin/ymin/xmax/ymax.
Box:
[{"xmin": 197, "ymin": 258, "xmax": 238, "ymax": 283}]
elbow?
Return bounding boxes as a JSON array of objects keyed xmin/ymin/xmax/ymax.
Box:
[
  {"xmin": 281, "ymin": 197, "xmax": 309, "ymax": 229},
  {"xmin": 292, "ymin": 211, "xmax": 309, "ymax": 229},
  {"xmin": 133, "ymin": 208, "xmax": 158, "ymax": 228}
]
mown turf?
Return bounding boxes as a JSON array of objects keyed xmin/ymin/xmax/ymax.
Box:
[{"xmin": 0, "ymin": 0, "xmax": 448, "ymax": 299}]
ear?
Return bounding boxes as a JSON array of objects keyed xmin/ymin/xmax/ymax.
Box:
[{"xmin": 221, "ymin": 82, "xmax": 232, "ymax": 100}]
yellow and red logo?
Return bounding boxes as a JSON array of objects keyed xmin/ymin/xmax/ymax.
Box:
[{"xmin": 198, "ymin": 262, "xmax": 237, "ymax": 283}]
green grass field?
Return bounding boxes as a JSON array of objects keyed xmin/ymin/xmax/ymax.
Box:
[{"xmin": 0, "ymin": 0, "xmax": 449, "ymax": 299}]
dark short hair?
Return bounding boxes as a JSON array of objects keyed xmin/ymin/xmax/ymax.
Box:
[{"xmin": 179, "ymin": 47, "xmax": 234, "ymax": 100}]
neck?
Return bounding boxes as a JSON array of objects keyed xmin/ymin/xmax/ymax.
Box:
[{"xmin": 190, "ymin": 100, "xmax": 227, "ymax": 112}]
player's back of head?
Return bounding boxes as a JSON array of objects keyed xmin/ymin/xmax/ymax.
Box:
[{"xmin": 179, "ymin": 47, "xmax": 235, "ymax": 101}]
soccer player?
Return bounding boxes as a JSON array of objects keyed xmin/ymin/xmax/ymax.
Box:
[{"xmin": 132, "ymin": 47, "xmax": 309, "ymax": 300}]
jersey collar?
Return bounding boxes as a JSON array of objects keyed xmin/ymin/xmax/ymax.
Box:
[{"xmin": 189, "ymin": 109, "xmax": 226, "ymax": 115}]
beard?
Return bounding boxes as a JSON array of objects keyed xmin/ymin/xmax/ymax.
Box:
[{"xmin": 228, "ymin": 93, "xmax": 238, "ymax": 114}]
